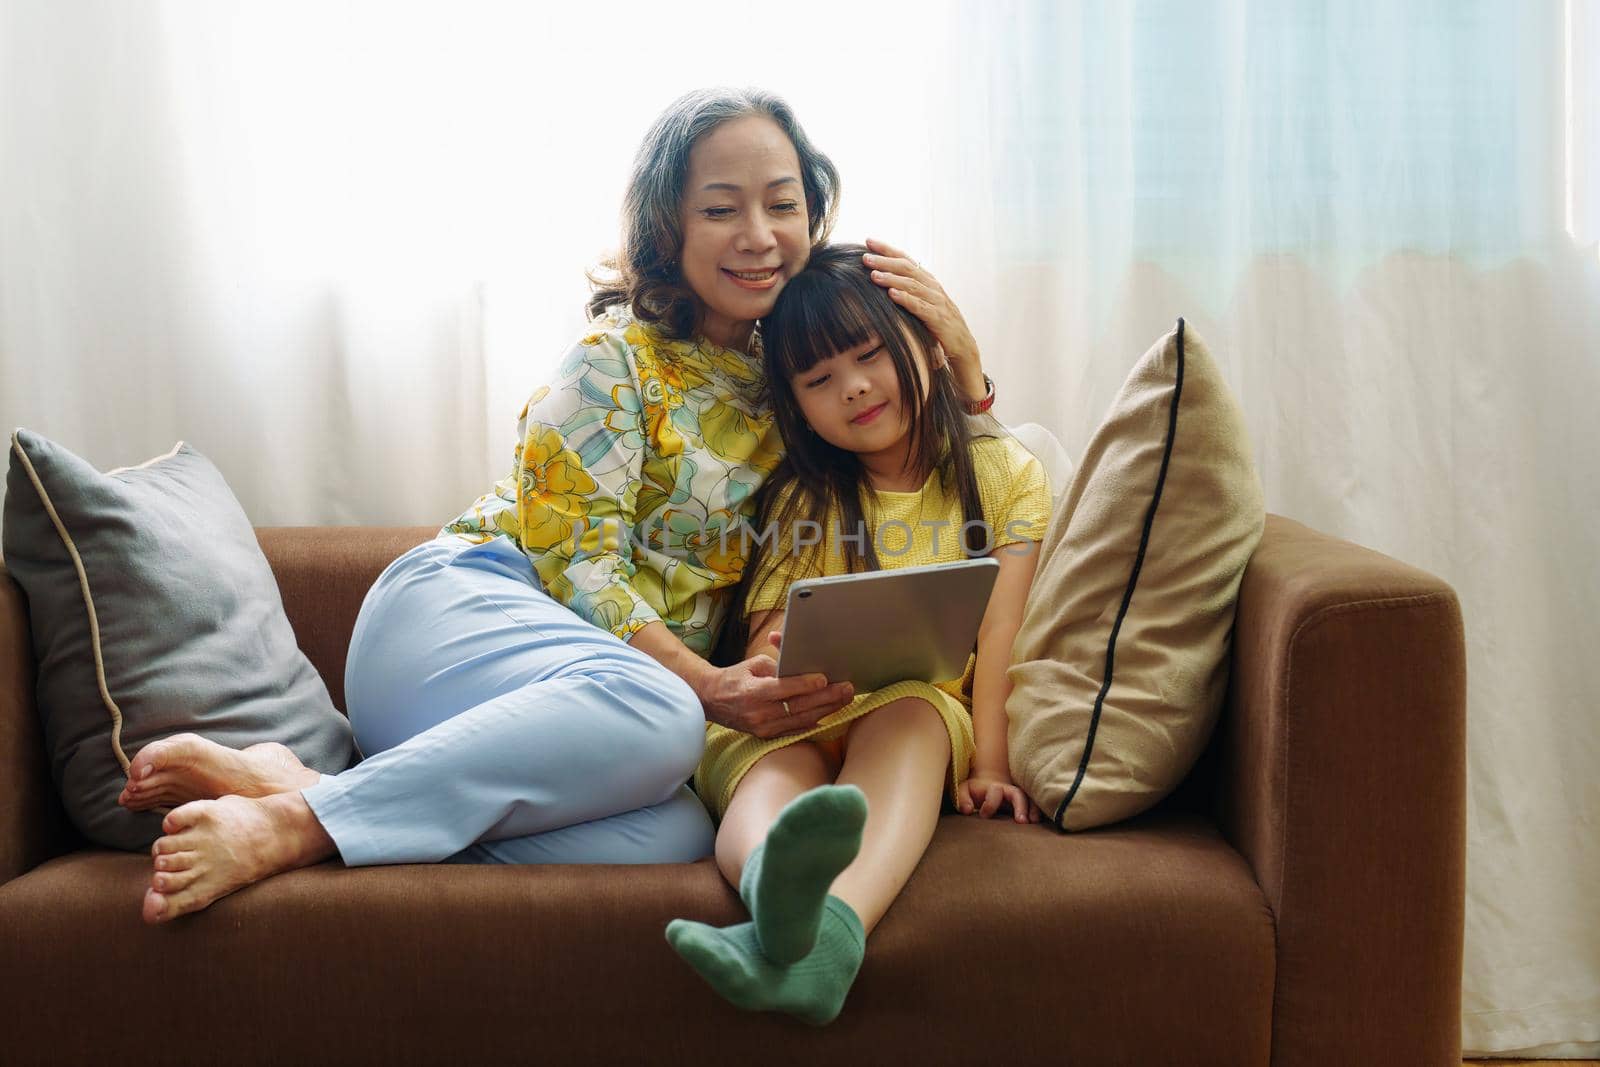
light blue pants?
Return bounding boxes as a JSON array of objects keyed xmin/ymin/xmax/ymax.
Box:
[{"xmin": 301, "ymin": 534, "xmax": 716, "ymax": 866}]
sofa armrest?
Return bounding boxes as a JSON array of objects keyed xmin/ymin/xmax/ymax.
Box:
[
  {"xmin": 1218, "ymin": 515, "xmax": 1466, "ymax": 1065},
  {"xmin": 0, "ymin": 565, "xmax": 76, "ymax": 884}
]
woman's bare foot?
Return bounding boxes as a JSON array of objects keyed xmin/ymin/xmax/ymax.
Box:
[
  {"xmin": 118, "ymin": 733, "xmax": 319, "ymax": 812},
  {"xmin": 142, "ymin": 792, "xmax": 336, "ymax": 924}
]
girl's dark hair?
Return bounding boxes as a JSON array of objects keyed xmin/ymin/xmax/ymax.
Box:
[
  {"xmin": 587, "ymin": 88, "xmax": 840, "ymax": 341},
  {"xmin": 712, "ymin": 243, "xmax": 995, "ymax": 666}
]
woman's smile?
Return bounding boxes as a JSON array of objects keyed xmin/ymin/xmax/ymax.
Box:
[{"xmin": 722, "ymin": 266, "xmax": 782, "ymax": 290}]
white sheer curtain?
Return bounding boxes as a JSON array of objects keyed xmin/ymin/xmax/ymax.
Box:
[
  {"xmin": 923, "ymin": 5, "xmax": 1600, "ymax": 1055},
  {"xmin": 1, "ymin": 0, "xmax": 1596, "ymax": 1054}
]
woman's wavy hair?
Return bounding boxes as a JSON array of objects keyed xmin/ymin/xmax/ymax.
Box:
[
  {"xmin": 587, "ymin": 88, "xmax": 841, "ymax": 340},
  {"xmin": 711, "ymin": 243, "xmax": 996, "ymax": 666}
]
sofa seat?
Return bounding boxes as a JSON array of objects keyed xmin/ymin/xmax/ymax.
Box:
[{"xmin": 0, "ymin": 808, "xmax": 1271, "ymax": 1064}]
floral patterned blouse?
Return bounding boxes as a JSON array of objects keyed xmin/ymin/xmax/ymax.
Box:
[{"xmin": 441, "ymin": 306, "xmax": 783, "ymax": 657}]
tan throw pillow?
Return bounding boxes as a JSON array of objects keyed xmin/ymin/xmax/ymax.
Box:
[{"xmin": 1007, "ymin": 320, "xmax": 1264, "ymax": 832}]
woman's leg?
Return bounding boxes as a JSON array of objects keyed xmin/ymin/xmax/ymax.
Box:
[
  {"xmin": 305, "ymin": 666, "xmax": 705, "ymax": 865},
  {"xmin": 141, "ymin": 536, "xmax": 709, "ymax": 922},
  {"xmin": 451, "ymin": 784, "xmax": 712, "ymax": 866},
  {"xmin": 299, "ymin": 533, "xmax": 709, "ymax": 862}
]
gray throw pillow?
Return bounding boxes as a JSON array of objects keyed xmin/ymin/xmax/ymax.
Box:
[{"xmin": 2, "ymin": 429, "xmax": 354, "ymax": 850}]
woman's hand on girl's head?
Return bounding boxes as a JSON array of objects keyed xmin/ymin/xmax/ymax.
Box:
[
  {"xmin": 956, "ymin": 770, "xmax": 1041, "ymax": 824},
  {"xmin": 862, "ymin": 237, "xmax": 988, "ymax": 403},
  {"xmin": 698, "ymin": 653, "xmax": 854, "ymax": 740}
]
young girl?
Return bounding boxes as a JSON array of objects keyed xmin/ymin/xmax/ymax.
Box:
[{"xmin": 665, "ymin": 244, "xmax": 1050, "ymax": 1025}]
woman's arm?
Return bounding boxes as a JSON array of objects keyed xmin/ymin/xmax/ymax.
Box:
[
  {"xmin": 963, "ymin": 540, "xmax": 1042, "ymax": 821},
  {"xmin": 507, "ymin": 336, "xmax": 663, "ymax": 643},
  {"xmin": 504, "ymin": 332, "xmax": 850, "ymax": 737}
]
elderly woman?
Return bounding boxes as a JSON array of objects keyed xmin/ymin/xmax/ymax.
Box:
[{"xmin": 118, "ymin": 87, "xmax": 996, "ymax": 925}]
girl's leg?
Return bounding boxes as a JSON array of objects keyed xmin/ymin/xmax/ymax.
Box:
[
  {"xmin": 713, "ymin": 740, "xmax": 837, "ymax": 887},
  {"xmin": 828, "ymin": 696, "xmax": 952, "ymax": 935},
  {"xmin": 664, "ymin": 698, "xmax": 950, "ymax": 1025},
  {"xmin": 710, "ymin": 741, "xmax": 862, "ymax": 965},
  {"xmin": 665, "ymin": 738, "xmax": 864, "ymax": 1027}
]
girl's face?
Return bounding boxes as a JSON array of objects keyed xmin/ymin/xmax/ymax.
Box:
[
  {"xmin": 678, "ymin": 115, "xmax": 812, "ymax": 351},
  {"xmin": 790, "ymin": 329, "xmax": 932, "ymax": 458}
]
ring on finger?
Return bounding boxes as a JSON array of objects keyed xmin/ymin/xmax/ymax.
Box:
[{"xmin": 782, "ymin": 700, "xmax": 791, "ymax": 715}]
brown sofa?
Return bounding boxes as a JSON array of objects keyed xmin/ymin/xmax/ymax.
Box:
[{"xmin": 0, "ymin": 515, "xmax": 1466, "ymax": 1065}]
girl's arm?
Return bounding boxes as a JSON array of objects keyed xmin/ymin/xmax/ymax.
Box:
[
  {"xmin": 744, "ymin": 608, "xmax": 786, "ymax": 661},
  {"xmin": 963, "ymin": 540, "xmax": 1043, "ymax": 822}
]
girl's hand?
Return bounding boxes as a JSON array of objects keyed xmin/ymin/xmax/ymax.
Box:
[
  {"xmin": 956, "ymin": 768, "xmax": 1040, "ymax": 824},
  {"xmin": 697, "ymin": 650, "xmax": 854, "ymax": 740},
  {"xmin": 862, "ymin": 237, "xmax": 988, "ymax": 403}
]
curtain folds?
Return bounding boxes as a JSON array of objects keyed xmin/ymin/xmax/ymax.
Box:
[{"xmin": 1, "ymin": 1, "xmax": 1595, "ymax": 1054}]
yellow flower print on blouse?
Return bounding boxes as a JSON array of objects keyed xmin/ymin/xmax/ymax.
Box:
[
  {"xmin": 634, "ymin": 347, "xmax": 688, "ymax": 458},
  {"xmin": 515, "ymin": 426, "xmax": 599, "ymax": 554},
  {"xmin": 694, "ymin": 509, "xmax": 750, "ymax": 586},
  {"xmin": 441, "ymin": 306, "xmax": 782, "ymax": 653},
  {"xmin": 698, "ymin": 401, "xmax": 768, "ymax": 466}
]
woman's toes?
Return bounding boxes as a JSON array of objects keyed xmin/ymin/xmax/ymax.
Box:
[
  {"xmin": 121, "ymin": 783, "xmax": 172, "ymax": 811},
  {"xmin": 152, "ymin": 830, "xmax": 198, "ymax": 863},
  {"xmin": 141, "ymin": 888, "xmax": 170, "ymax": 925},
  {"xmin": 162, "ymin": 800, "xmax": 209, "ymax": 836},
  {"xmin": 153, "ymin": 868, "xmax": 202, "ymax": 895},
  {"xmin": 142, "ymin": 880, "xmax": 207, "ymax": 924},
  {"xmin": 154, "ymin": 850, "xmax": 197, "ymax": 872},
  {"xmin": 129, "ymin": 735, "xmax": 180, "ymax": 782}
]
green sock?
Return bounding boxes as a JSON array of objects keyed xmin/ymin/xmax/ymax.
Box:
[
  {"xmin": 739, "ymin": 784, "xmax": 868, "ymax": 964},
  {"xmin": 665, "ymin": 895, "xmax": 866, "ymax": 1026}
]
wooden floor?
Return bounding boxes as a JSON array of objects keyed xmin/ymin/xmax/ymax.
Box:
[{"xmin": 1468, "ymin": 1060, "xmax": 1600, "ymax": 1065}]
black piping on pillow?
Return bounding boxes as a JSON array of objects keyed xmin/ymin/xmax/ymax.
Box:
[{"xmin": 1051, "ymin": 318, "xmax": 1186, "ymax": 831}]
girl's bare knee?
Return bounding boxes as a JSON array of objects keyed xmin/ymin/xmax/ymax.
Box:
[
  {"xmin": 755, "ymin": 740, "xmax": 834, "ymax": 782},
  {"xmin": 725, "ymin": 741, "xmax": 834, "ymax": 816},
  {"xmin": 847, "ymin": 696, "xmax": 949, "ymax": 752},
  {"xmin": 869, "ymin": 696, "xmax": 945, "ymax": 731}
]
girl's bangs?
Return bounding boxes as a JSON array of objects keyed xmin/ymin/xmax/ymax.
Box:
[{"xmin": 769, "ymin": 272, "xmax": 894, "ymax": 378}]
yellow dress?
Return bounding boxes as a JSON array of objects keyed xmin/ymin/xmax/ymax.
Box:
[{"xmin": 693, "ymin": 435, "xmax": 1051, "ymax": 821}]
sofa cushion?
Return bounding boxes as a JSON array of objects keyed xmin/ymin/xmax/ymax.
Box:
[
  {"xmin": 0, "ymin": 812, "xmax": 1272, "ymax": 1062},
  {"xmin": 1, "ymin": 430, "xmax": 354, "ymax": 850},
  {"xmin": 1007, "ymin": 320, "xmax": 1265, "ymax": 831}
]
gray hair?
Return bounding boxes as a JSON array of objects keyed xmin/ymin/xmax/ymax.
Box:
[{"xmin": 587, "ymin": 87, "xmax": 841, "ymax": 340}]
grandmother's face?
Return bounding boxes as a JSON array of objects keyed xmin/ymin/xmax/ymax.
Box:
[{"xmin": 678, "ymin": 115, "xmax": 811, "ymax": 351}]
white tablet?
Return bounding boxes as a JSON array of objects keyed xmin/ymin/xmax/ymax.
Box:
[{"xmin": 775, "ymin": 558, "xmax": 1000, "ymax": 692}]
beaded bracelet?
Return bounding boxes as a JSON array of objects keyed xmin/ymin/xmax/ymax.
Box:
[{"xmin": 963, "ymin": 374, "xmax": 997, "ymax": 415}]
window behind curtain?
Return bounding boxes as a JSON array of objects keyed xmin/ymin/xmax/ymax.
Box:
[{"xmin": 987, "ymin": 1, "xmax": 1561, "ymax": 267}]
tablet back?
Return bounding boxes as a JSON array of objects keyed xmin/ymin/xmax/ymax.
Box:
[{"xmin": 777, "ymin": 558, "xmax": 1000, "ymax": 692}]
